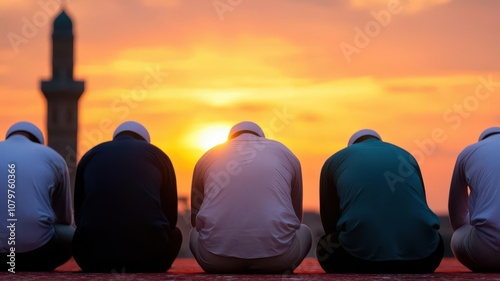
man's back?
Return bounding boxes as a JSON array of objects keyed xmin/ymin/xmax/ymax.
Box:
[
  {"xmin": 0, "ymin": 135, "xmax": 70, "ymax": 253},
  {"xmin": 75, "ymin": 135, "xmax": 176, "ymax": 231},
  {"xmin": 448, "ymin": 128, "xmax": 500, "ymax": 272},
  {"xmin": 322, "ymin": 139, "xmax": 440, "ymax": 260},
  {"xmin": 72, "ymin": 121, "xmax": 181, "ymax": 273},
  {"xmin": 192, "ymin": 133, "xmax": 302, "ymax": 258},
  {"xmin": 450, "ymin": 134, "xmax": 500, "ymax": 249}
]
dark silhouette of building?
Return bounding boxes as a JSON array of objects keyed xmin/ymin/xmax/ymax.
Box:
[{"xmin": 41, "ymin": 9, "xmax": 84, "ymax": 191}]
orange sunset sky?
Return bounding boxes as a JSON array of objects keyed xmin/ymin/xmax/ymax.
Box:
[{"xmin": 1, "ymin": 0, "xmax": 500, "ymax": 215}]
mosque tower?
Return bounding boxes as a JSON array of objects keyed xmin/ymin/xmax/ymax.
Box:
[{"xmin": 41, "ymin": 9, "xmax": 85, "ymax": 190}]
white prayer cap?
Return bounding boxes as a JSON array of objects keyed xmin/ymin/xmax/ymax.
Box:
[
  {"xmin": 228, "ymin": 121, "xmax": 265, "ymax": 140},
  {"xmin": 348, "ymin": 129, "xmax": 381, "ymax": 146},
  {"xmin": 113, "ymin": 121, "xmax": 151, "ymax": 143},
  {"xmin": 6, "ymin": 121, "xmax": 45, "ymax": 144},
  {"xmin": 478, "ymin": 127, "xmax": 500, "ymax": 142}
]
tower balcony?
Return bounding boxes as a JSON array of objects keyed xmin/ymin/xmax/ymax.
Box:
[{"xmin": 41, "ymin": 79, "xmax": 85, "ymax": 100}]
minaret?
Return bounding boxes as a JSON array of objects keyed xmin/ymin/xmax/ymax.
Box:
[{"xmin": 41, "ymin": 9, "xmax": 84, "ymax": 191}]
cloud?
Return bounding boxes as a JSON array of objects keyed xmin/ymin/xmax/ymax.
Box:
[
  {"xmin": 0, "ymin": 0, "xmax": 31, "ymax": 10},
  {"xmin": 349, "ymin": 0, "xmax": 452, "ymax": 13},
  {"xmin": 142, "ymin": 0, "xmax": 182, "ymax": 7},
  {"xmin": 0, "ymin": 64, "xmax": 8, "ymax": 75}
]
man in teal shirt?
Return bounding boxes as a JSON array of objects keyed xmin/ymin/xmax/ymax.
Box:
[{"xmin": 317, "ymin": 129, "xmax": 443, "ymax": 273}]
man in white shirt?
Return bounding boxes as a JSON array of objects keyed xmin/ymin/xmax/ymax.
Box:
[
  {"xmin": 190, "ymin": 121, "xmax": 312, "ymax": 273},
  {"xmin": 449, "ymin": 127, "xmax": 500, "ymax": 272},
  {"xmin": 0, "ymin": 122, "xmax": 74, "ymax": 272}
]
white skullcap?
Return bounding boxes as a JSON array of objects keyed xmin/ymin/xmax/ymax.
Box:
[
  {"xmin": 6, "ymin": 121, "xmax": 44, "ymax": 144},
  {"xmin": 348, "ymin": 129, "xmax": 381, "ymax": 146},
  {"xmin": 478, "ymin": 127, "xmax": 500, "ymax": 142},
  {"xmin": 228, "ymin": 121, "xmax": 265, "ymax": 140},
  {"xmin": 113, "ymin": 121, "xmax": 150, "ymax": 143}
]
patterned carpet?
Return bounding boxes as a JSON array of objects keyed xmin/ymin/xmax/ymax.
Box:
[{"xmin": 2, "ymin": 257, "xmax": 496, "ymax": 281}]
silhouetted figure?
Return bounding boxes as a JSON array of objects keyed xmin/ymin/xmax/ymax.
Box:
[
  {"xmin": 72, "ymin": 121, "xmax": 181, "ymax": 272},
  {"xmin": 0, "ymin": 122, "xmax": 74, "ymax": 272},
  {"xmin": 317, "ymin": 129, "xmax": 443, "ymax": 273},
  {"xmin": 449, "ymin": 127, "xmax": 500, "ymax": 272},
  {"xmin": 190, "ymin": 121, "xmax": 312, "ymax": 273}
]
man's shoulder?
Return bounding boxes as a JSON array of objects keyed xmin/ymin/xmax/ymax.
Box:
[
  {"xmin": 324, "ymin": 141, "xmax": 410, "ymax": 163},
  {"xmin": 195, "ymin": 144, "xmax": 226, "ymax": 168},
  {"xmin": 25, "ymin": 142, "xmax": 61, "ymax": 157},
  {"xmin": 266, "ymin": 139, "xmax": 301, "ymax": 161},
  {"xmin": 326, "ymin": 145, "xmax": 351, "ymax": 161},
  {"xmin": 38, "ymin": 145, "xmax": 67, "ymax": 164},
  {"xmin": 456, "ymin": 142, "xmax": 482, "ymax": 162},
  {"xmin": 144, "ymin": 141, "xmax": 168, "ymax": 155},
  {"xmin": 110, "ymin": 139, "xmax": 165, "ymax": 152},
  {"xmin": 263, "ymin": 138, "xmax": 294, "ymax": 152},
  {"xmin": 383, "ymin": 141, "xmax": 412, "ymax": 155},
  {"xmin": 83, "ymin": 140, "xmax": 139, "ymax": 156},
  {"xmin": 22, "ymin": 144, "xmax": 69, "ymax": 172}
]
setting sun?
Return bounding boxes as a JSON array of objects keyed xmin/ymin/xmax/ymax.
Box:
[{"xmin": 190, "ymin": 124, "xmax": 231, "ymax": 152}]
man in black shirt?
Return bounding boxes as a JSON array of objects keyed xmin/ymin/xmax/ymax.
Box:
[{"xmin": 73, "ymin": 121, "xmax": 181, "ymax": 272}]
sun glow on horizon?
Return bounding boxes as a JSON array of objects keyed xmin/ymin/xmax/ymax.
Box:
[{"xmin": 189, "ymin": 124, "xmax": 231, "ymax": 152}]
